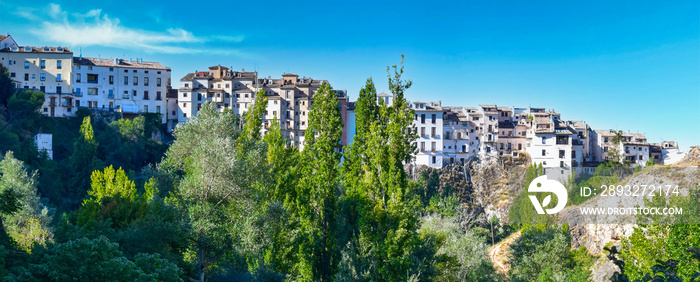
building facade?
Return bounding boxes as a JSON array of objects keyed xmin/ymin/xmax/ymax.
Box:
[
  {"xmin": 72, "ymin": 57, "xmax": 171, "ymax": 122},
  {"xmin": 177, "ymin": 66, "xmax": 350, "ymax": 149},
  {"xmin": 0, "ymin": 43, "xmax": 74, "ymax": 117}
]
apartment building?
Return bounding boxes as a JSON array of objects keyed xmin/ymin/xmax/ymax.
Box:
[
  {"xmin": 441, "ymin": 107, "xmax": 473, "ymax": 165},
  {"xmin": 0, "ymin": 41, "xmax": 74, "ymax": 117},
  {"xmin": 72, "ymin": 57, "xmax": 171, "ymax": 122},
  {"xmin": 177, "ymin": 66, "xmax": 351, "ymax": 149},
  {"xmin": 591, "ymin": 129, "xmax": 650, "ymax": 166},
  {"xmin": 412, "ymin": 101, "xmax": 444, "ymax": 168}
]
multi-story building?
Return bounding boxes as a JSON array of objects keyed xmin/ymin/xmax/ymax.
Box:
[
  {"xmin": 0, "ymin": 41, "xmax": 74, "ymax": 117},
  {"xmin": 34, "ymin": 133, "xmax": 53, "ymax": 159},
  {"xmin": 412, "ymin": 101, "xmax": 444, "ymax": 168},
  {"xmin": 72, "ymin": 57, "xmax": 171, "ymax": 122},
  {"xmin": 441, "ymin": 107, "xmax": 473, "ymax": 165},
  {"xmin": 591, "ymin": 129, "xmax": 650, "ymax": 166},
  {"xmin": 177, "ymin": 66, "xmax": 350, "ymax": 149}
]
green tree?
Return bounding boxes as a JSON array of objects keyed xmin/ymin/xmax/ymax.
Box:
[
  {"xmin": 67, "ymin": 116, "xmax": 103, "ymax": 208},
  {"xmin": 0, "ymin": 151, "xmax": 52, "ymax": 252},
  {"xmin": 163, "ymin": 102, "xmax": 271, "ymax": 281},
  {"xmin": 508, "ymin": 225, "xmax": 591, "ymax": 282},
  {"xmin": 7, "ymin": 236, "xmax": 183, "ymax": 281},
  {"xmin": 292, "ymin": 82, "xmax": 343, "ymax": 280},
  {"xmin": 338, "ymin": 56, "xmax": 428, "ymax": 281},
  {"xmin": 243, "ymin": 89, "xmax": 268, "ymax": 141}
]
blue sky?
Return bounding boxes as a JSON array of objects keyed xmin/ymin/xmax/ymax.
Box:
[{"xmin": 2, "ymin": 1, "xmax": 698, "ymax": 151}]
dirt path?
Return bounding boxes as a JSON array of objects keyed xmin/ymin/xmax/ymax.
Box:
[{"xmin": 488, "ymin": 230, "xmax": 521, "ymax": 274}]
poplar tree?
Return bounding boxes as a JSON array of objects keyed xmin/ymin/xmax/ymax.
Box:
[
  {"xmin": 243, "ymin": 89, "xmax": 268, "ymax": 141},
  {"xmin": 293, "ymin": 82, "xmax": 342, "ymax": 280},
  {"xmin": 339, "ymin": 56, "xmax": 427, "ymax": 281}
]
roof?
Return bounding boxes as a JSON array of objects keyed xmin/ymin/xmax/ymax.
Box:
[
  {"xmin": 498, "ymin": 121, "xmax": 515, "ymax": 129},
  {"xmin": 1, "ymin": 46, "xmax": 72, "ymax": 54},
  {"xmin": 378, "ymin": 92, "xmax": 392, "ymax": 97},
  {"xmin": 74, "ymin": 57, "xmax": 169, "ymax": 70},
  {"xmin": 0, "ymin": 35, "xmax": 7, "ymax": 41}
]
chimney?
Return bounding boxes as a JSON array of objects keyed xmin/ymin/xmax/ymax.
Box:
[{"xmin": 129, "ymin": 58, "xmax": 132, "ymax": 63}]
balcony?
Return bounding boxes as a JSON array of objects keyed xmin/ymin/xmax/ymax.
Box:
[{"xmin": 108, "ymin": 93, "xmax": 114, "ymax": 99}]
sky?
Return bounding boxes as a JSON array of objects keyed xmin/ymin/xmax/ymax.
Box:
[{"xmin": 1, "ymin": 1, "xmax": 698, "ymax": 151}]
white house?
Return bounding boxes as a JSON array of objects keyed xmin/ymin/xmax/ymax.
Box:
[
  {"xmin": 412, "ymin": 101, "xmax": 444, "ymax": 168},
  {"xmin": 34, "ymin": 133, "xmax": 53, "ymax": 159},
  {"xmin": 72, "ymin": 57, "xmax": 171, "ymax": 123}
]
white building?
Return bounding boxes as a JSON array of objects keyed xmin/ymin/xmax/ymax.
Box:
[
  {"xmin": 412, "ymin": 101, "xmax": 444, "ymax": 168},
  {"xmin": 441, "ymin": 107, "xmax": 474, "ymax": 165},
  {"xmin": 660, "ymin": 141, "xmax": 685, "ymax": 165},
  {"xmin": 591, "ymin": 129, "xmax": 651, "ymax": 167},
  {"xmin": 34, "ymin": 133, "xmax": 53, "ymax": 159},
  {"xmin": 72, "ymin": 57, "xmax": 171, "ymax": 122},
  {"xmin": 177, "ymin": 66, "xmax": 351, "ymax": 149},
  {"xmin": 0, "ymin": 41, "xmax": 74, "ymax": 117}
]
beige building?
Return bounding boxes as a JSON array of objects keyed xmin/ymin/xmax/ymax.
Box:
[
  {"xmin": 177, "ymin": 66, "xmax": 351, "ymax": 149},
  {"xmin": 0, "ymin": 40, "xmax": 74, "ymax": 117}
]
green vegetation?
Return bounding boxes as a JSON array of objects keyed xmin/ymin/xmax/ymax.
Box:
[{"xmin": 1, "ymin": 58, "xmax": 691, "ymax": 281}]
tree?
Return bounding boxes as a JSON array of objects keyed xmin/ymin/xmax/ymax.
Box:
[
  {"xmin": 163, "ymin": 102, "xmax": 271, "ymax": 281},
  {"xmin": 508, "ymin": 225, "xmax": 591, "ymax": 282},
  {"xmin": 338, "ymin": 56, "xmax": 427, "ymax": 281},
  {"xmin": 67, "ymin": 116, "xmax": 103, "ymax": 208},
  {"xmin": 243, "ymin": 89, "xmax": 268, "ymax": 141},
  {"xmin": 0, "ymin": 151, "xmax": 52, "ymax": 252},
  {"xmin": 7, "ymin": 236, "xmax": 182, "ymax": 281},
  {"xmin": 292, "ymin": 82, "xmax": 343, "ymax": 280}
]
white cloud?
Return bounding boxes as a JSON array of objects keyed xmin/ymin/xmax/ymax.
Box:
[{"xmin": 17, "ymin": 3, "xmax": 246, "ymax": 55}]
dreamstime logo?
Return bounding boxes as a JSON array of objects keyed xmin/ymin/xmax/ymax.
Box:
[{"xmin": 528, "ymin": 175, "xmax": 568, "ymax": 215}]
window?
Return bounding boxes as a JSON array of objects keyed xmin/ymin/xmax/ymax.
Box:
[
  {"xmin": 183, "ymin": 93, "xmax": 188, "ymax": 97},
  {"xmin": 133, "ymin": 90, "xmax": 137, "ymax": 97},
  {"xmin": 40, "ymin": 86, "xmax": 45, "ymax": 93},
  {"xmin": 88, "ymin": 88, "xmax": 97, "ymax": 95},
  {"xmin": 133, "ymin": 76, "xmax": 138, "ymax": 86},
  {"xmin": 542, "ymin": 149, "xmax": 546, "ymax": 156},
  {"xmin": 76, "ymin": 73, "xmax": 81, "ymax": 83},
  {"xmin": 421, "ymin": 114, "xmax": 425, "ymax": 124},
  {"xmin": 40, "ymin": 74, "xmax": 46, "ymax": 81},
  {"xmin": 9, "ymin": 72, "xmax": 15, "ymax": 78},
  {"xmin": 75, "ymin": 100, "xmax": 80, "ymax": 107},
  {"xmin": 156, "ymin": 91, "xmax": 162, "ymax": 100},
  {"xmin": 124, "ymin": 76, "xmax": 128, "ymax": 85},
  {"xmin": 57, "ymin": 60, "xmax": 62, "ymax": 69},
  {"xmin": 184, "ymin": 83, "xmax": 189, "ymax": 87},
  {"xmin": 518, "ymin": 143, "xmax": 522, "ymax": 150},
  {"xmin": 183, "ymin": 113, "xmax": 187, "ymax": 118},
  {"xmin": 156, "ymin": 106, "xmax": 161, "ymax": 113},
  {"xmin": 24, "ymin": 73, "xmax": 29, "ymax": 81},
  {"xmin": 133, "ymin": 70, "xmax": 137, "ymax": 73},
  {"xmin": 431, "ymin": 142, "xmax": 436, "ymax": 151},
  {"xmin": 572, "ymin": 150, "xmax": 576, "ymax": 158},
  {"xmin": 40, "ymin": 60, "xmax": 46, "ymax": 69},
  {"xmin": 197, "ymin": 93, "xmax": 202, "ymax": 101},
  {"xmin": 123, "ymin": 91, "xmax": 129, "ymax": 99},
  {"xmin": 56, "ymin": 86, "xmax": 62, "ymax": 94},
  {"xmin": 432, "ymin": 156, "xmax": 436, "ymax": 164},
  {"xmin": 109, "ymin": 68, "xmax": 113, "ymax": 71},
  {"xmin": 431, "ymin": 114, "xmax": 436, "ymax": 123},
  {"xmin": 144, "ymin": 77, "xmax": 149, "ymax": 86},
  {"xmin": 108, "ymin": 89, "xmax": 113, "ymax": 98},
  {"xmin": 56, "ymin": 74, "xmax": 62, "ymax": 82},
  {"xmin": 541, "ymin": 137, "xmax": 547, "ymax": 144},
  {"xmin": 144, "ymin": 105, "xmax": 148, "ymax": 113},
  {"xmin": 109, "ymin": 75, "xmax": 114, "ymax": 85},
  {"xmin": 421, "ymin": 127, "xmax": 426, "ymax": 137},
  {"xmin": 143, "ymin": 91, "xmax": 149, "ymax": 100},
  {"xmin": 559, "ymin": 150, "xmax": 565, "ymax": 158},
  {"xmin": 431, "ymin": 127, "xmax": 436, "ymax": 137},
  {"xmin": 24, "ymin": 62, "xmax": 29, "ymax": 69},
  {"xmin": 157, "ymin": 78, "xmax": 161, "ymax": 87},
  {"xmin": 560, "ymin": 161, "xmax": 565, "ymax": 167}
]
